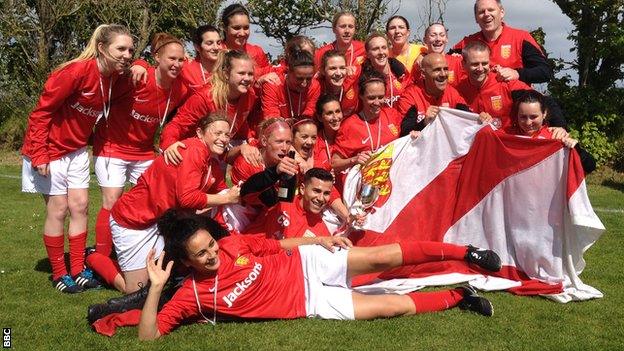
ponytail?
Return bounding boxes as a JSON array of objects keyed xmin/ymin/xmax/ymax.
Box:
[{"xmin": 57, "ymin": 24, "xmax": 131, "ymax": 70}]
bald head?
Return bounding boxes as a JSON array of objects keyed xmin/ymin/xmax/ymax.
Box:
[
  {"xmin": 422, "ymin": 53, "xmax": 446, "ymax": 70},
  {"xmin": 422, "ymin": 53, "xmax": 448, "ymax": 97}
]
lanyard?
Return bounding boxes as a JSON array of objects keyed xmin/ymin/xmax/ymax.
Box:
[
  {"xmin": 227, "ymin": 102, "xmax": 238, "ymax": 134},
  {"xmin": 387, "ymin": 73, "xmax": 395, "ymax": 108},
  {"xmin": 285, "ymin": 78, "xmax": 302, "ymax": 119},
  {"xmin": 98, "ymin": 76, "xmax": 112, "ymax": 123},
  {"xmin": 200, "ymin": 61, "xmax": 209, "ymax": 84},
  {"xmin": 321, "ymin": 130, "xmax": 332, "ymax": 164},
  {"xmin": 193, "ymin": 273, "xmax": 218, "ymax": 326},
  {"xmin": 158, "ymin": 89, "xmax": 173, "ymax": 129},
  {"xmin": 361, "ymin": 113, "xmax": 382, "ymax": 152}
]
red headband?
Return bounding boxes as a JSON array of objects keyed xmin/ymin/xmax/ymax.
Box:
[{"xmin": 262, "ymin": 119, "xmax": 291, "ymax": 138}]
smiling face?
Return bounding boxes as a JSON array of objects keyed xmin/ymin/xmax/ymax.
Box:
[
  {"xmin": 182, "ymin": 229, "xmax": 220, "ymax": 274},
  {"xmin": 225, "ymin": 13, "xmax": 250, "ymax": 49},
  {"xmin": 299, "ymin": 177, "xmax": 333, "ymax": 214},
  {"xmin": 155, "ymin": 43, "xmax": 185, "ymax": 81},
  {"xmin": 227, "ymin": 58, "xmax": 255, "ymax": 97},
  {"xmin": 386, "ymin": 17, "xmax": 410, "ymax": 49},
  {"xmin": 463, "ymin": 48, "xmax": 490, "ymax": 86},
  {"xmin": 319, "ymin": 100, "xmax": 343, "ymax": 133},
  {"xmin": 360, "ymin": 81, "xmax": 386, "ymax": 118},
  {"xmin": 293, "ymin": 123, "xmax": 318, "ymax": 160},
  {"xmin": 322, "ymin": 55, "xmax": 347, "ymax": 89},
  {"xmin": 287, "ymin": 65, "xmax": 315, "ymax": 93},
  {"xmin": 474, "ymin": 0, "xmax": 505, "ymax": 36},
  {"xmin": 422, "ymin": 53, "xmax": 448, "ymax": 97},
  {"xmin": 424, "ymin": 23, "xmax": 448, "ymax": 54},
  {"xmin": 197, "ymin": 120, "xmax": 231, "ymax": 155},
  {"xmin": 333, "ymin": 14, "xmax": 356, "ymax": 47},
  {"xmin": 366, "ymin": 36, "xmax": 389, "ymax": 71},
  {"xmin": 99, "ymin": 34, "xmax": 134, "ymax": 73},
  {"xmin": 262, "ymin": 127, "xmax": 293, "ymax": 166},
  {"xmin": 516, "ymin": 101, "xmax": 546, "ymax": 136},
  {"xmin": 197, "ymin": 30, "xmax": 222, "ymax": 63}
]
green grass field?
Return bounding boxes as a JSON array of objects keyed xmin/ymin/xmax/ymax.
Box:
[{"xmin": 0, "ymin": 156, "xmax": 623, "ymax": 350}]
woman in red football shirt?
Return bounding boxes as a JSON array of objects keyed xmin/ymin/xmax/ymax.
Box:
[
  {"xmin": 315, "ymin": 11, "xmax": 366, "ymax": 77},
  {"xmin": 160, "ymin": 50, "xmax": 261, "ymax": 166},
  {"xmin": 21, "ymin": 24, "xmax": 134, "ymax": 294},
  {"xmin": 91, "ymin": 33, "xmax": 187, "ymax": 262},
  {"xmin": 362, "ymin": 33, "xmax": 411, "ymax": 108},
  {"xmin": 312, "ymin": 50, "xmax": 360, "ymax": 117},
  {"xmin": 135, "ymin": 210, "xmax": 499, "ymax": 339},
  {"xmin": 332, "ymin": 71, "xmax": 404, "ymax": 173},
  {"xmin": 180, "ymin": 25, "xmax": 223, "ymax": 91},
  {"xmin": 90, "ymin": 114, "xmax": 240, "ymax": 294}
]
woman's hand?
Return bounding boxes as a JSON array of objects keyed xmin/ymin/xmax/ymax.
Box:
[
  {"xmin": 354, "ymin": 151, "xmax": 372, "ymax": 166},
  {"xmin": 163, "ymin": 141, "xmax": 186, "ymax": 165},
  {"xmin": 478, "ymin": 112, "xmax": 493, "ymax": 125},
  {"xmin": 424, "ymin": 106, "xmax": 440, "ymax": 124},
  {"xmin": 548, "ymin": 127, "xmax": 569, "ymax": 140},
  {"xmin": 130, "ymin": 65, "xmax": 148, "ymax": 86},
  {"xmin": 316, "ymin": 236, "xmax": 353, "ymax": 252},
  {"xmin": 240, "ymin": 143, "xmax": 263, "ymax": 167},
  {"xmin": 146, "ymin": 249, "xmax": 173, "ymax": 289},
  {"xmin": 561, "ymin": 137, "xmax": 578, "ymax": 149},
  {"xmin": 225, "ymin": 185, "xmax": 241, "ymax": 204},
  {"xmin": 256, "ymin": 72, "xmax": 281, "ymax": 86},
  {"xmin": 276, "ymin": 156, "xmax": 298, "ymax": 177},
  {"xmin": 36, "ymin": 163, "xmax": 50, "ymax": 177}
]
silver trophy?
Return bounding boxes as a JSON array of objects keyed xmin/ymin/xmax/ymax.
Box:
[{"xmin": 350, "ymin": 180, "xmax": 380, "ymax": 230}]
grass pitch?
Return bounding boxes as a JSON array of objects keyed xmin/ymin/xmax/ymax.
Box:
[{"xmin": 0, "ymin": 159, "xmax": 623, "ymax": 350}]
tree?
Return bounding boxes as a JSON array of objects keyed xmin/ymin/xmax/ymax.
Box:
[
  {"xmin": 247, "ymin": 0, "xmax": 397, "ymax": 47},
  {"xmin": 551, "ymin": 0, "xmax": 624, "ymax": 89},
  {"xmin": 414, "ymin": 0, "xmax": 448, "ymax": 37}
]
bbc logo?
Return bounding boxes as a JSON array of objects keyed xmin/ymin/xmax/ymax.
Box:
[{"xmin": 2, "ymin": 328, "xmax": 10, "ymax": 348}]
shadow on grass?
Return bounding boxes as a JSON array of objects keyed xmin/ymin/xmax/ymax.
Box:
[
  {"xmin": 34, "ymin": 253, "xmax": 74, "ymax": 278},
  {"xmin": 602, "ymin": 179, "xmax": 624, "ymax": 193}
]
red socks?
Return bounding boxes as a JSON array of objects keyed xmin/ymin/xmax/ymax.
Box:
[
  {"xmin": 408, "ymin": 288, "xmax": 464, "ymax": 313},
  {"xmin": 86, "ymin": 252, "xmax": 121, "ymax": 286},
  {"xmin": 68, "ymin": 231, "xmax": 87, "ymax": 276},
  {"xmin": 95, "ymin": 208, "xmax": 113, "ymax": 256},
  {"xmin": 400, "ymin": 241, "xmax": 467, "ymax": 266},
  {"xmin": 43, "ymin": 234, "xmax": 66, "ymax": 280}
]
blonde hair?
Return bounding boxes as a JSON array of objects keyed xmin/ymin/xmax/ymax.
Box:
[
  {"xmin": 57, "ymin": 24, "xmax": 131, "ymax": 70},
  {"xmin": 210, "ymin": 50, "xmax": 253, "ymax": 110}
]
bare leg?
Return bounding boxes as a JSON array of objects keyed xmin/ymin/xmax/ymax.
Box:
[
  {"xmin": 352, "ymin": 291, "xmax": 415, "ymax": 319},
  {"xmin": 67, "ymin": 188, "xmax": 89, "ymax": 235},
  {"xmin": 123, "ymin": 268, "xmax": 149, "ymax": 294},
  {"xmin": 101, "ymin": 186, "xmax": 124, "ymax": 210},
  {"xmin": 43, "ymin": 194, "xmax": 68, "ymax": 235},
  {"xmin": 346, "ymin": 244, "xmax": 403, "ymax": 280}
]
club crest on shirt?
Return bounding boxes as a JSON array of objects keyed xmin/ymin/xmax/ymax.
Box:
[
  {"xmin": 388, "ymin": 123, "xmax": 399, "ymax": 136},
  {"xmin": 346, "ymin": 88, "xmax": 356, "ymax": 100},
  {"xmin": 235, "ymin": 255, "xmax": 250, "ymax": 266},
  {"xmin": 356, "ymin": 56, "xmax": 365, "ymax": 65},
  {"xmin": 501, "ymin": 45, "xmax": 512, "ymax": 59},
  {"xmin": 394, "ymin": 80, "xmax": 402, "ymax": 90},
  {"xmin": 448, "ymin": 70, "xmax": 455, "ymax": 83},
  {"xmin": 491, "ymin": 95, "xmax": 503, "ymax": 111}
]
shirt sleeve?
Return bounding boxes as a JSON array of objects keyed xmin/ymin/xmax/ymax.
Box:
[
  {"xmin": 517, "ymin": 37, "xmax": 552, "ymax": 84},
  {"xmin": 176, "ymin": 147, "xmax": 209, "ymax": 209},
  {"xmin": 261, "ymin": 82, "xmax": 282, "ymax": 119},
  {"xmin": 241, "ymin": 234, "xmax": 283, "ymax": 256},
  {"xmin": 157, "ymin": 285, "xmax": 200, "ymax": 336},
  {"xmin": 25, "ymin": 67, "xmax": 82, "ymax": 166},
  {"xmin": 160, "ymin": 92, "xmax": 211, "ymax": 150}
]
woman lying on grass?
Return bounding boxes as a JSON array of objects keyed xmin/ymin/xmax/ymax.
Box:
[{"xmin": 137, "ymin": 209, "xmax": 502, "ymax": 340}]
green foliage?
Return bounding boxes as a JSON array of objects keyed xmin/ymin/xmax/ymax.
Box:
[{"xmin": 568, "ymin": 115, "xmax": 619, "ymax": 167}]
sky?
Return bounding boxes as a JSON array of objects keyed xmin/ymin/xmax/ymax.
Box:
[{"xmin": 244, "ymin": 0, "xmax": 576, "ymax": 79}]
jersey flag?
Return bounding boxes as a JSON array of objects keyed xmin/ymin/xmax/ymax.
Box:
[{"xmin": 344, "ymin": 108, "xmax": 605, "ymax": 303}]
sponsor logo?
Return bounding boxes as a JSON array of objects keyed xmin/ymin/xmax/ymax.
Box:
[
  {"xmin": 361, "ymin": 136, "xmax": 371, "ymax": 145},
  {"xmin": 388, "ymin": 123, "xmax": 399, "ymax": 136},
  {"xmin": 131, "ymin": 109, "xmax": 159, "ymax": 123},
  {"xmin": 385, "ymin": 95, "xmax": 400, "ymax": 106},
  {"xmin": 70, "ymin": 101, "xmax": 101, "ymax": 119},
  {"xmin": 222, "ymin": 262, "xmax": 262, "ymax": 308},
  {"xmin": 277, "ymin": 211, "xmax": 290, "ymax": 227},
  {"xmin": 491, "ymin": 95, "xmax": 503, "ymax": 111},
  {"xmin": 235, "ymin": 256, "xmax": 250, "ymax": 266},
  {"xmin": 501, "ymin": 45, "xmax": 512, "ymax": 59}
]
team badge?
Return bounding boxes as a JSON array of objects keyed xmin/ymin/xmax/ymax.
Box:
[
  {"xmin": 235, "ymin": 256, "xmax": 250, "ymax": 266},
  {"xmin": 491, "ymin": 95, "xmax": 503, "ymax": 111},
  {"xmin": 448, "ymin": 70, "xmax": 455, "ymax": 83},
  {"xmin": 501, "ymin": 45, "xmax": 512, "ymax": 59},
  {"xmin": 346, "ymin": 88, "xmax": 355, "ymax": 100},
  {"xmin": 356, "ymin": 56, "xmax": 365, "ymax": 65},
  {"xmin": 394, "ymin": 80, "xmax": 402, "ymax": 90},
  {"xmin": 388, "ymin": 123, "xmax": 399, "ymax": 136},
  {"xmin": 361, "ymin": 144, "xmax": 395, "ymax": 208}
]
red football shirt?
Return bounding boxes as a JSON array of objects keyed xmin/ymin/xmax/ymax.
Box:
[
  {"xmin": 111, "ymin": 137, "xmax": 226, "ymax": 229},
  {"xmin": 261, "ymin": 80, "xmax": 319, "ymax": 120},
  {"xmin": 396, "ymin": 84, "xmax": 467, "ymax": 116},
  {"xmin": 315, "ymin": 40, "xmax": 366, "ymax": 74},
  {"xmin": 93, "ymin": 65, "xmax": 188, "ymax": 160},
  {"xmin": 333, "ymin": 108, "xmax": 403, "ymax": 158},
  {"xmin": 156, "ymin": 235, "xmax": 306, "ymax": 335}
]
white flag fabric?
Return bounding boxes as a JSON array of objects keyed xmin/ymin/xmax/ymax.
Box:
[{"xmin": 344, "ymin": 108, "xmax": 604, "ymax": 302}]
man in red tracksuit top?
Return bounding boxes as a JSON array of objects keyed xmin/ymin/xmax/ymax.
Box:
[
  {"xmin": 397, "ymin": 53, "xmax": 468, "ymax": 135},
  {"xmin": 456, "ymin": 41, "xmax": 566, "ymax": 130},
  {"xmin": 451, "ymin": 0, "xmax": 551, "ymax": 85}
]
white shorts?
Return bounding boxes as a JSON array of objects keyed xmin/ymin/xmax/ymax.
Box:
[
  {"xmin": 21, "ymin": 148, "xmax": 90, "ymax": 195},
  {"xmin": 299, "ymin": 245, "xmax": 354, "ymax": 320},
  {"xmin": 94, "ymin": 156, "xmax": 152, "ymax": 187},
  {"xmin": 110, "ymin": 215, "xmax": 164, "ymax": 272}
]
